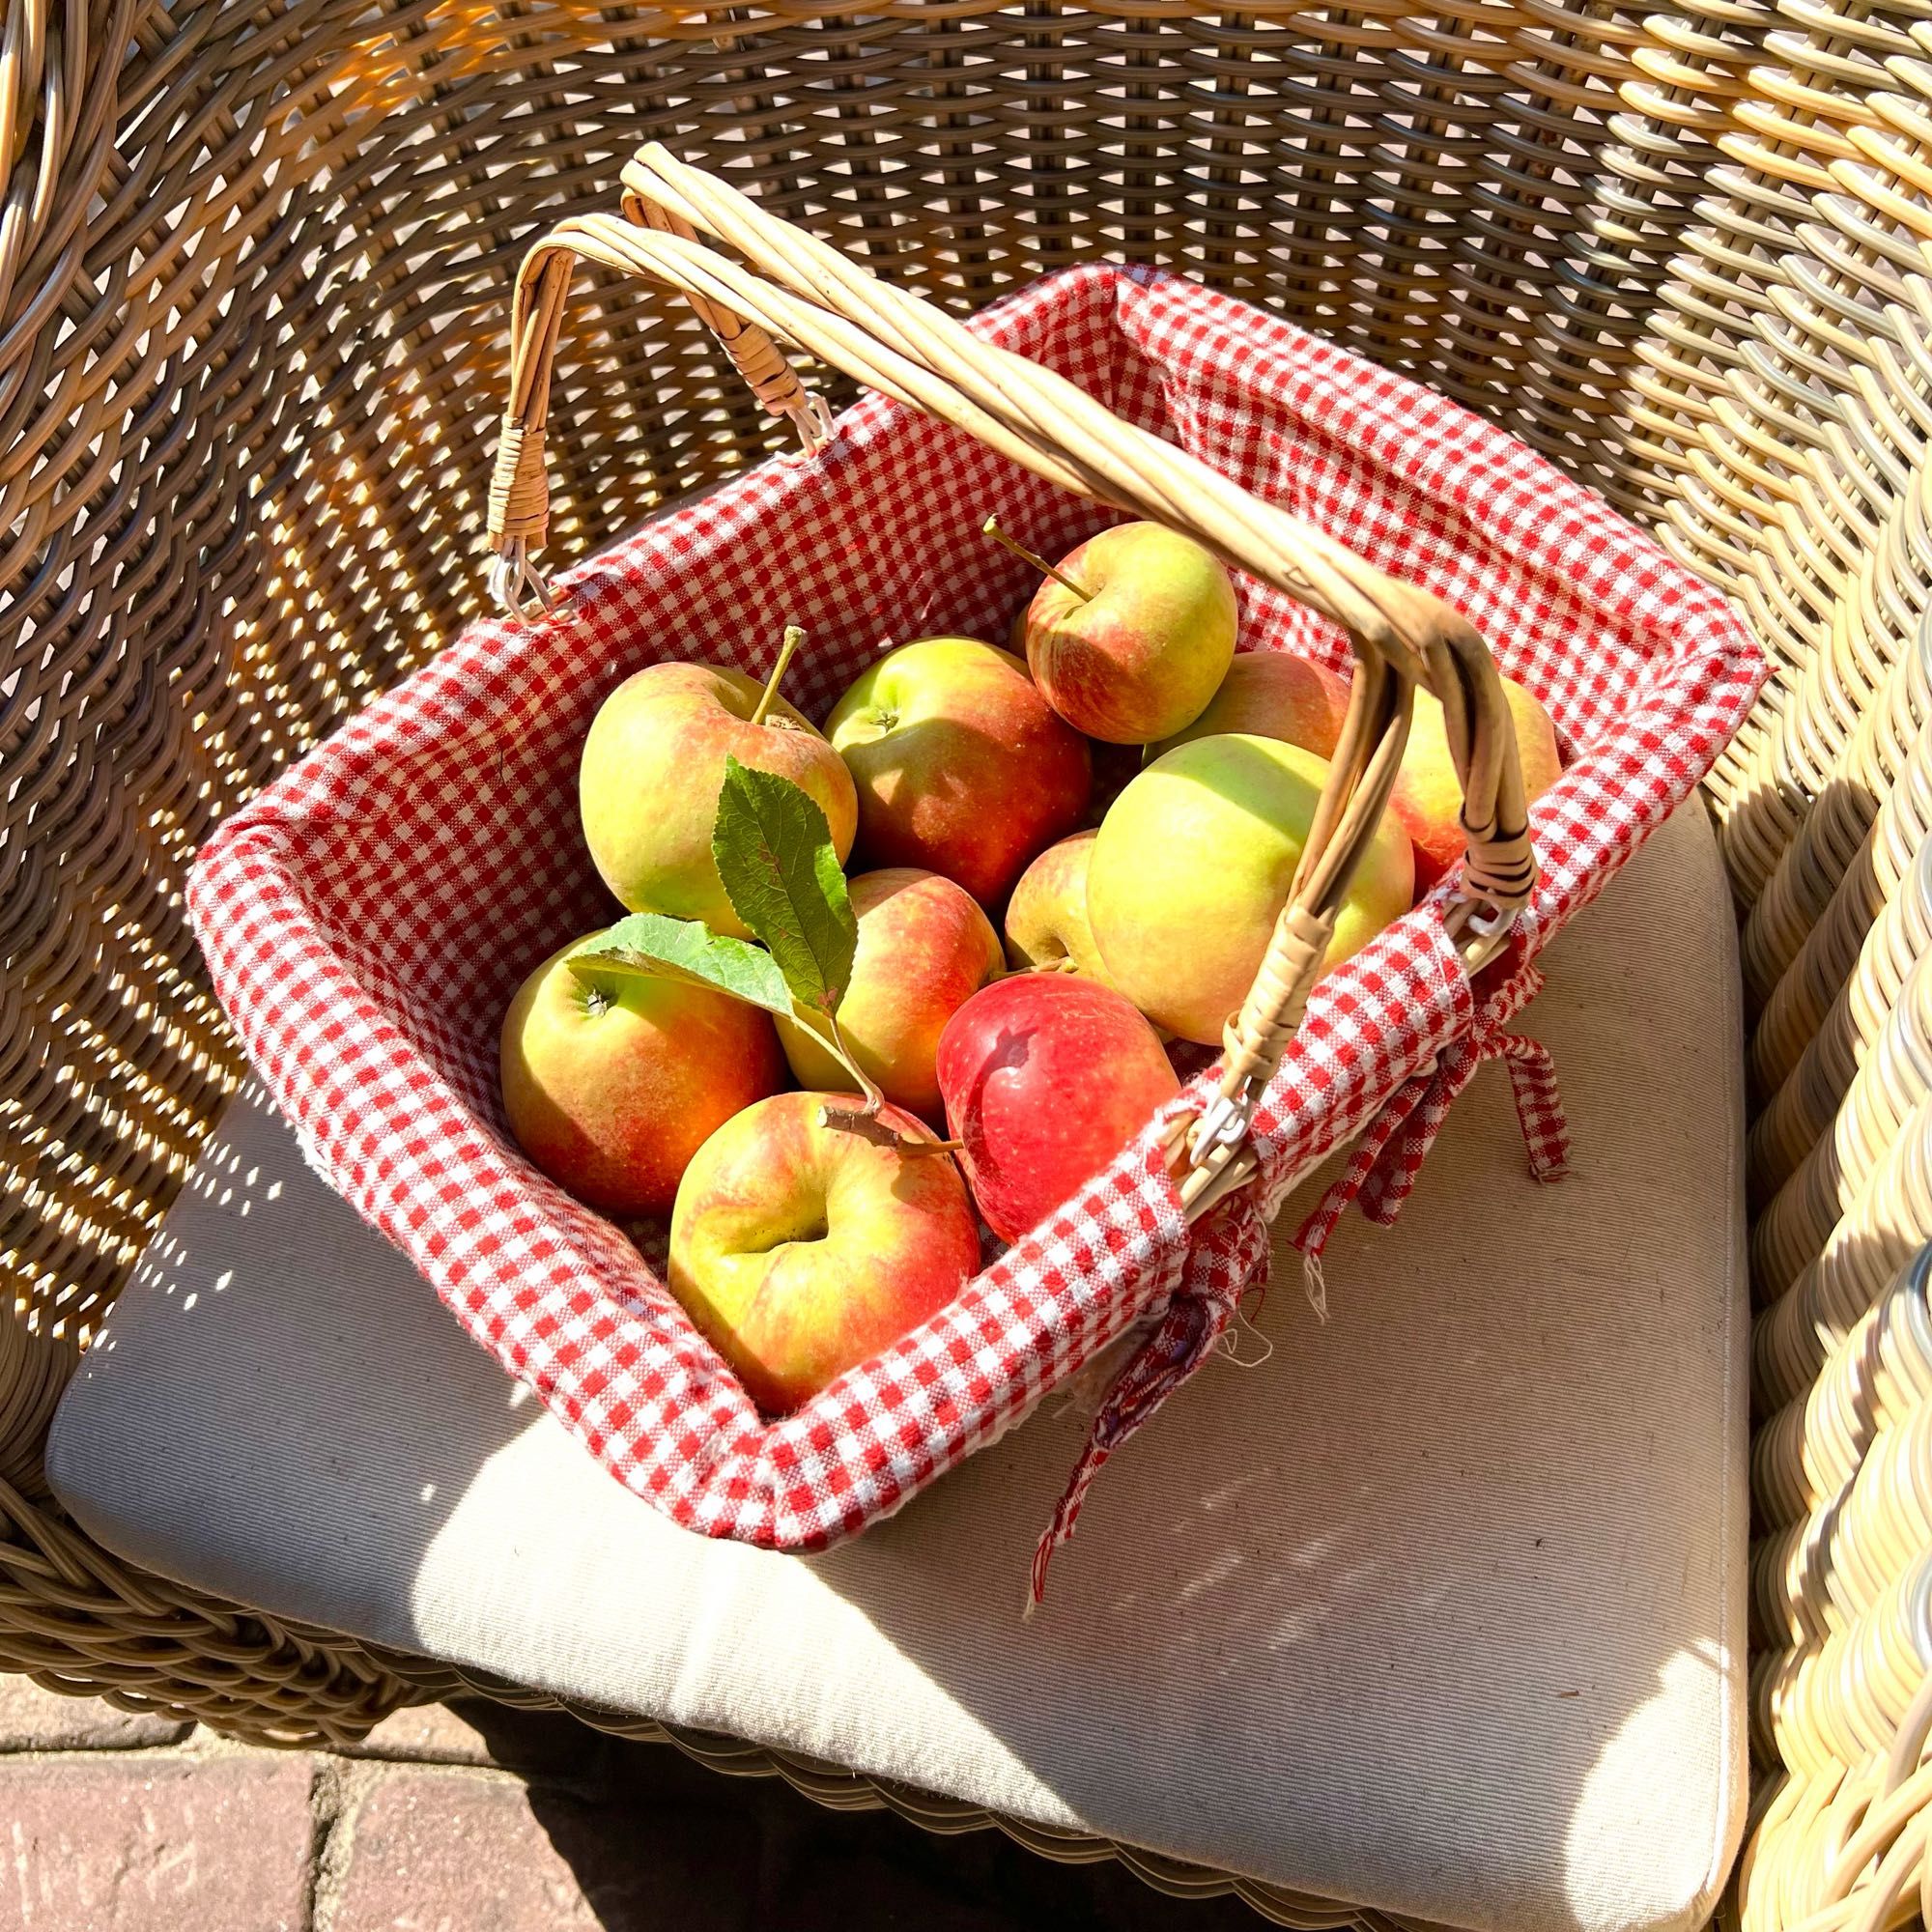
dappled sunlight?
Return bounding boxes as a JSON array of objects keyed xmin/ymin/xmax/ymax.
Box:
[{"xmin": 1565, "ymin": 1643, "xmax": 1742, "ymax": 1932}]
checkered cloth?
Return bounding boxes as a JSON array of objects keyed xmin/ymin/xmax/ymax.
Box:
[{"xmin": 188, "ymin": 264, "xmax": 1767, "ymax": 1556}]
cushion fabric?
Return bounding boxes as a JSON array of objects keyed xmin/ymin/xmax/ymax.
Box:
[{"xmin": 50, "ymin": 802, "xmax": 1747, "ymax": 1932}]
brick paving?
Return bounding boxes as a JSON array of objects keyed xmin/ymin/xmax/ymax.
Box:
[
  {"xmin": 0, "ymin": 1752, "xmax": 314, "ymax": 1931},
  {"xmin": 0, "ymin": 1687, "xmax": 1262, "ymax": 1930}
]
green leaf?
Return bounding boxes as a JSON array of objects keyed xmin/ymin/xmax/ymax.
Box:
[
  {"xmin": 569, "ymin": 912, "xmax": 795, "ymax": 1017},
  {"xmin": 711, "ymin": 755, "xmax": 857, "ymax": 1018}
]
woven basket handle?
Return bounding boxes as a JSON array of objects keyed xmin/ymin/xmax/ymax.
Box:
[{"xmin": 488, "ymin": 145, "xmax": 1536, "ymax": 1218}]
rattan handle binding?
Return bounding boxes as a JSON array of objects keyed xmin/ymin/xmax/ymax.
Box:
[{"xmin": 487, "ymin": 145, "xmax": 1537, "ymax": 1220}]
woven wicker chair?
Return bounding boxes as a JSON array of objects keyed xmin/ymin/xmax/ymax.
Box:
[{"xmin": 6, "ymin": 0, "xmax": 1930, "ymax": 1920}]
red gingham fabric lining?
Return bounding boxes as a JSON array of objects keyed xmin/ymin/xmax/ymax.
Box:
[{"xmin": 187, "ymin": 263, "xmax": 1767, "ymax": 1551}]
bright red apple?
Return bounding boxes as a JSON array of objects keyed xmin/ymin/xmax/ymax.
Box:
[
  {"xmin": 935, "ymin": 974, "xmax": 1179, "ymax": 1244},
  {"xmin": 668, "ymin": 1092, "xmax": 981, "ymax": 1413}
]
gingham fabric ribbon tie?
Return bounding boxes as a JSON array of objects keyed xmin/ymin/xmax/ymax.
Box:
[
  {"xmin": 1291, "ymin": 961, "xmax": 1571, "ymax": 1311},
  {"xmin": 1031, "ymin": 1198, "xmax": 1271, "ymax": 1608}
]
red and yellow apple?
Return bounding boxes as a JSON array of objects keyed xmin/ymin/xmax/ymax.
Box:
[
  {"xmin": 668, "ymin": 1091, "xmax": 981, "ymax": 1413},
  {"xmin": 1150, "ymin": 648, "xmax": 1350, "ymax": 763},
  {"xmin": 825, "ymin": 638, "xmax": 1090, "ymax": 907},
  {"xmin": 580, "ymin": 662, "xmax": 857, "ymax": 937},
  {"xmin": 1019, "ymin": 523, "xmax": 1237, "ymax": 744},
  {"xmin": 1003, "ymin": 831, "xmax": 1118, "ymax": 989},
  {"xmin": 1087, "ymin": 733, "xmax": 1415, "ymax": 1044},
  {"xmin": 935, "ymin": 975, "xmax": 1179, "ymax": 1243},
  {"xmin": 777, "ymin": 868, "xmax": 1004, "ymax": 1123},
  {"xmin": 1392, "ymin": 674, "xmax": 1564, "ymax": 893},
  {"xmin": 499, "ymin": 933, "xmax": 786, "ymax": 1218}
]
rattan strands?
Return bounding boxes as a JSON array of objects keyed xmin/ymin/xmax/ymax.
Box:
[{"xmin": 4, "ymin": 0, "xmax": 1932, "ymax": 1921}]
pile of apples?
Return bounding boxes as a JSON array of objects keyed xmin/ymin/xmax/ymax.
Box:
[{"xmin": 500, "ymin": 519, "xmax": 1562, "ymax": 1416}]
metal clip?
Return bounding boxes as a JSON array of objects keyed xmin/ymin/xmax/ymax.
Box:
[
  {"xmin": 489, "ymin": 543, "xmax": 556, "ymax": 622},
  {"xmin": 782, "ymin": 389, "xmax": 835, "ymax": 458},
  {"xmin": 1189, "ymin": 1087, "xmax": 1259, "ymax": 1166},
  {"xmin": 1447, "ymin": 893, "xmax": 1517, "ymax": 974}
]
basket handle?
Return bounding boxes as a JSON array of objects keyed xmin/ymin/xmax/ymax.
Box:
[{"xmin": 487, "ymin": 145, "xmax": 1537, "ymax": 1219}]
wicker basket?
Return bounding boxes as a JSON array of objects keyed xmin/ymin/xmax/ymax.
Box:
[{"xmin": 7, "ymin": 0, "xmax": 1932, "ymax": 1921}]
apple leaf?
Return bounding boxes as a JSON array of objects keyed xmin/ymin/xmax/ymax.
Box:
[
  {"xmin": 569, "ymin": 912, "xmax": 795, "ymax": 1017},
  {"xmin": 571, "ymin": 910, "xmax": 890, "ymax": 1118},
  {"xmin": 712, "ymin": 754, "xmax": 857, "ymax": 1019}
]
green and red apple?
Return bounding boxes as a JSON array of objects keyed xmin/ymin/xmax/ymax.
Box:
[
  {"xmin": 1150, "ymin": 648, "xmax": 1350, "ymax": 764},
  {"xmin": 499, "ymin": 932, "xmax": 786, "ymax": 1218},
  {"xmin": 1018, "ymin": 523, "xmax": 1237, "ymax": 744},
  {"xmin": 935, "ymin": 974, "xmax": 1179, "ymax": 1243},
  {"xmin": 1003, "ymin": 831, "xmax": 1119, "ymax": 990},
  {"xmin": 826, "ymin": 638, "xmax": 1090, "ymax": 908},
  {"xmin": 777, "ymin": 867, "xmax": 1004, "ymax": 1123},
  {"xmin": 581, "ymin": 661, "xmax": 857, "ymax": 937},
  {"xmin": 1392, "ymin": 674, "xmax": 1564, "ymax": 893},
  {"xmin": 668, "ymin": 1091, "xmax": 981, "ymax": 1413},
  {"xmin": 1087, "ymin": 733, "xmax": 1414, "ymax": 1044}
]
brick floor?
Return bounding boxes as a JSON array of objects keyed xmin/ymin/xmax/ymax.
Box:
[
  {"xmin": 0, "ymin": 1688, "xmax": 1259, "ymax": 1930},
  {"xmin": 0, "ymin": 1751, "xmax": 315, "ymax": 1932},
  {"xmin": 334, "ymin": 1699, "xmax": 599, "ymax": 1774},
  {"xmin": 0, "ymin": 1676, "xmax": 191, "ymax": 1750},
  {"xmin": 327, "ymin": 1770, "xmax": 618, "ymax": 1931}
]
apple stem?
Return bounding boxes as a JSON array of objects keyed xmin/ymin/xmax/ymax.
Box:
[
  {"xmin": 817, "ymin": 1106, "xmax": 962, "ymax": 1158},
  {"xmin": 813, "ymin": 1014, "xmax": 967, "ymax": 1157},
  {"xmin": 824, "ymin": 1009, "xmax": 885, "ymax": 1117},
  {"xmin": 981, "ymin": 516, "xmax": 1092, "ymax": 603},
  {"xmin": 750, "ymin": 625, "xmax": 804, "ymax": 728}
]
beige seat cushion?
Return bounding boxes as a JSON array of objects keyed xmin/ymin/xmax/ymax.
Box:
[{"xmin": 49, "ymin": 801, "xmax": 1747, "ymax": 1932}]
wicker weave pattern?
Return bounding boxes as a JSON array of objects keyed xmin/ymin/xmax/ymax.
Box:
[{"xmin": 3, "ymin": 0, "xmax": 1930, "ymax": 1918}]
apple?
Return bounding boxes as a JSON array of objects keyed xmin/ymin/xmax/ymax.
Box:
[
  {"xmin": 1392, "ymin": 674, "xmax": 1564, "ymax": 893},
  {"xmin": 499, "ymin": 932, "xmax": 786, "ymax": 1218},
  {"xmin": 1003, "ymin": 831, "xmax": 1119, "ymax": 990},
  {"xmin": 825, "ymin": 638, "xmax": 1091, "ymax": 907},
  {"xmin": 1149, "ymin": 648, "xmax": 1350, "ymax": 764},
  {"xmin": 935, "ymin": 975, "xmax": 1179, "ymax": 1244},
  {"xmin": 1017, "ymin": 522, "xmax": 1237, "ymax": 744},
  {"xmin": 580, "ymin": 660, "xmax": 858, "ymax": 938},
  {"xmin": 668, "ymin": 1091, "xmax": 981, "ymax": 1413},
  {"xmin": 1087, "ymin": 733, "xmax": 1415, "ymax": 1044},
  {"xmin": 777, "ymin": 867, "xmax": 1004, "ymax": 1123}
]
